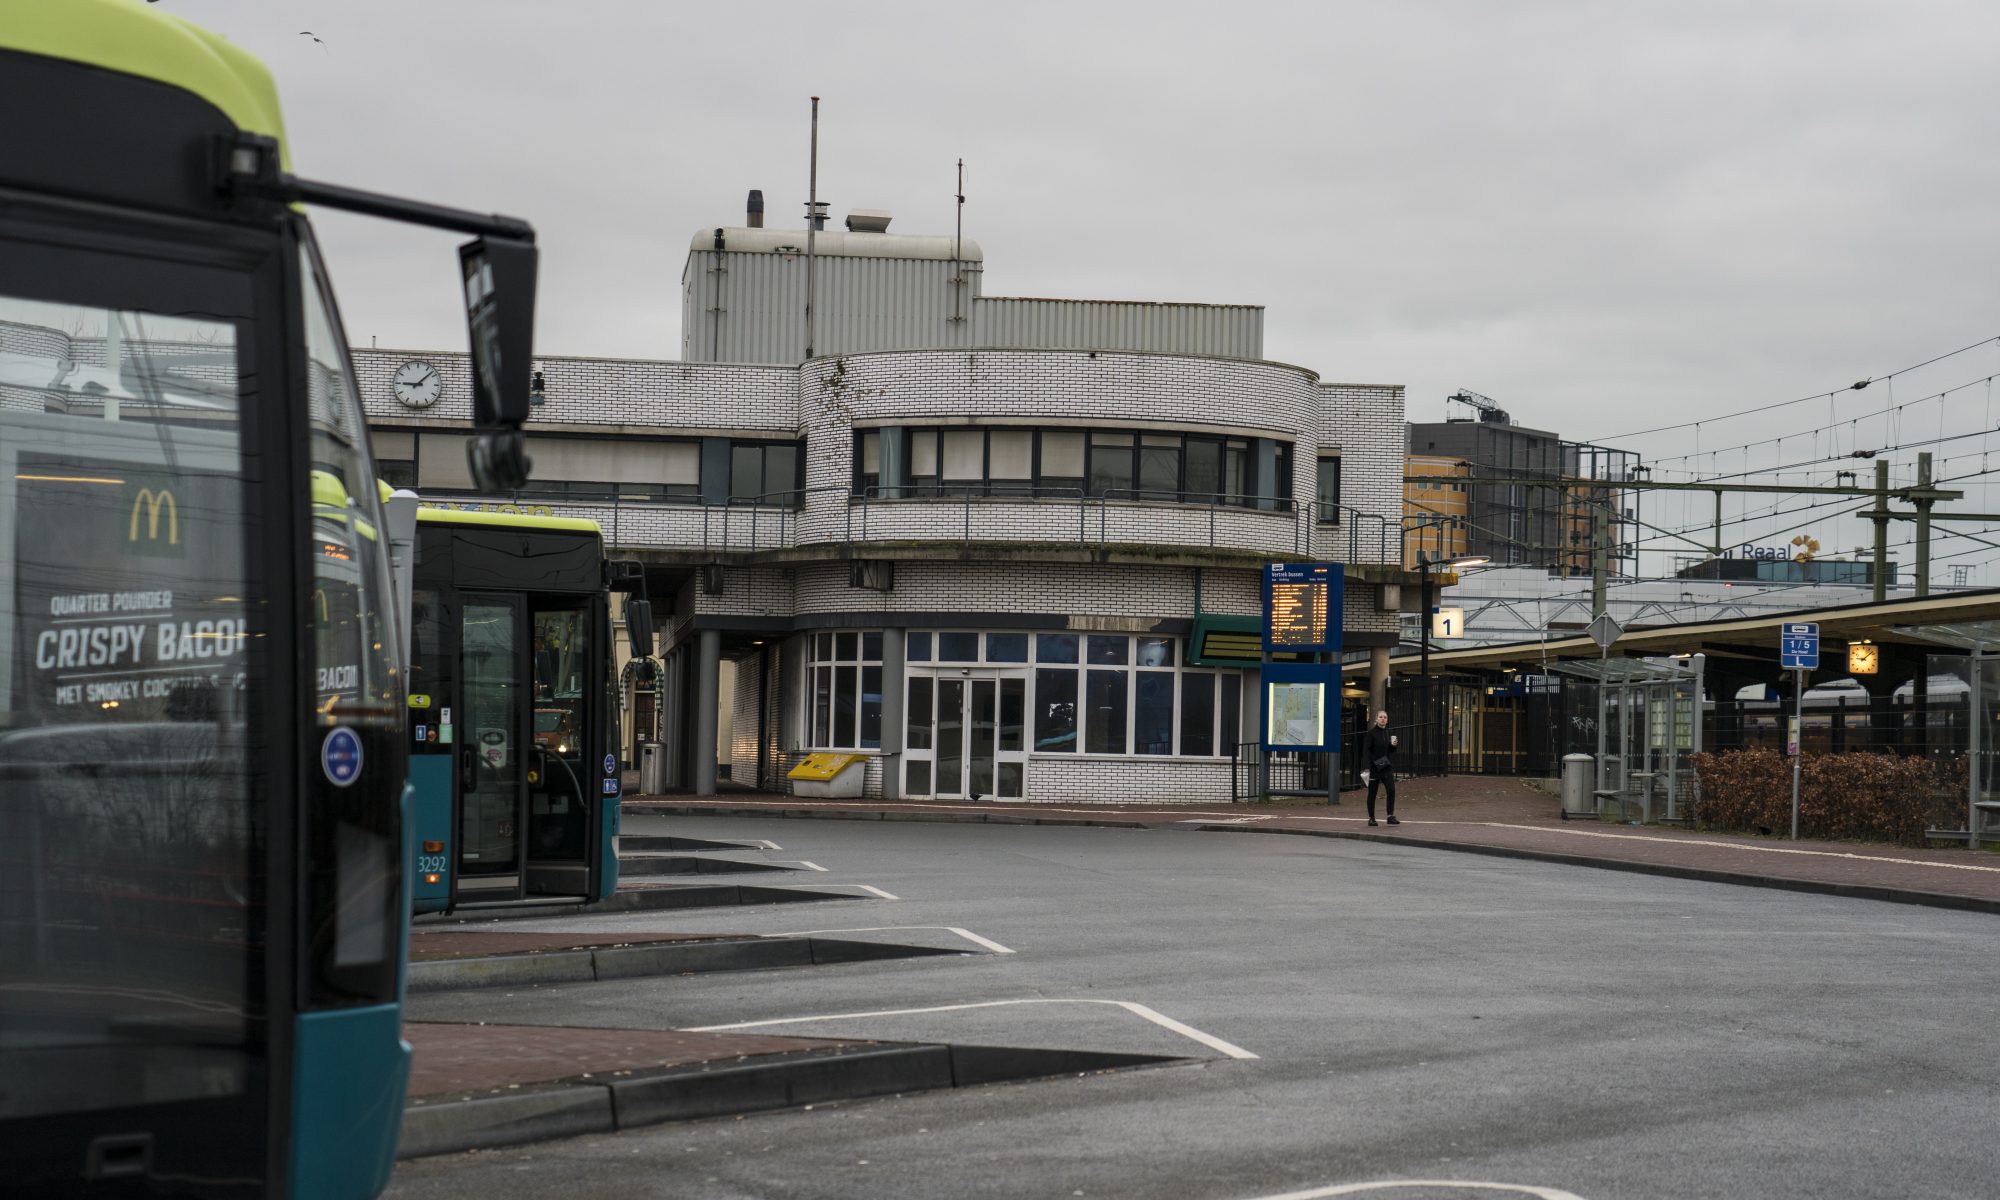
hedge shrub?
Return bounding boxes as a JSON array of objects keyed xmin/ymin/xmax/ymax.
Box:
[{"xmin": 1689, "ymin": 748, "xmax": 1965, "ymax": 846}]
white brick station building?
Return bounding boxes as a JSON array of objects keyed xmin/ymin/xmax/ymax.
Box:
[{"xmin": 355, "ymin": 196, "xmax": 1416, "ymax": 803}]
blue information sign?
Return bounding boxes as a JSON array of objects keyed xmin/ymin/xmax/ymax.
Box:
[
  {"xmin": 1262, "ymin": 563, "xmax": 1345, "ymax": 653},
  {"xmin": 321, "ymin": 726, "xmax": 363, "ymax": 788},
  {"xmin": 1780, "ymin": 622, "xmax": 1819, "ymax": 671}
]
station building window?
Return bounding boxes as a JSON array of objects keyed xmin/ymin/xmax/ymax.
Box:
[
  {"xmin": 807, "ymin": 627, "xmax": 1246, "ymax": 792},
  {"xmin": 854, "ymin": 426, "xmax": 1293, "ymax": 509},
  {"xmin": 1316, "ymin": 456, "xmax": 1341, "ymax": 524},
  {"xmin": 807, "ymin": 631, "xmax": 883, "ymax": 750},
  {"xmin": 897, "ymin": 630, "xmax": 1241, "ymax": 765},
  {"xmin": 730, "ymin": 440, "xmax": 803, "ymax": 507},
  {"xmin": 401, "ymin": 431, "xmax": 703, "ymax": 503}
]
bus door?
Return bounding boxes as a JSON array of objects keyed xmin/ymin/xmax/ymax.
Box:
[
  {"xmin": 457, "ymin": 594, "xmax": 526, "ymax": 900},
  {"xmin": 450, "ymin": 591, "xmax": 602, "ymax": 903},
  {"xmin": 525, "ymin": 598, "xmax": 598, "ymax": 897}
]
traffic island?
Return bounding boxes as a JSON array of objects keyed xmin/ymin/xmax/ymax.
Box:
[
  {"xmin": 413, "ymin": 879, "xmax": 867, "ymax": 923},
  {"xmin": 408, "ymin": 929, "xmax": 971, "ymax": 992},
  {"xmin": 397, "ymin": 1023, "xmax": 1185, "ymax": 1158}
]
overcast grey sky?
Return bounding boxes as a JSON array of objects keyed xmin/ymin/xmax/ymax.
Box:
[{"xmin": 176, "ymin": 0, "xmax": 2000, "ymax": 577}]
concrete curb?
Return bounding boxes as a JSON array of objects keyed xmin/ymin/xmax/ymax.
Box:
[
  {"xmin": 1203, "ymin": 824, "xmax": 2000, "ymax": 917},
  {"xmin": 401, "ymin": 1081, "xmax": 614, "ymax": 1159},
  {"xmin": 398, "ymin": 1042, "xmax": 1185, "ymax": 1159},
  {"xmin": 609, "ymin": 1044, "xmax": 954, "ymax": 1128},
  {"xmin": 619, "ymin": 834, "xmax": 765, "ymax": 853},
  {"xmin": 409, "ymin": 936, "xmax": 968, "ymax": 992},
  {"xmin": 413, "ymin": 881, "xmax": 864, "ymax": 925},
  {"xmin": 636, "ymin": 803, "xmax": 2000, "ymax": 917},
  {"xmin": 616, "ymin": 855, "xmax": 799, "ymax": 877}
]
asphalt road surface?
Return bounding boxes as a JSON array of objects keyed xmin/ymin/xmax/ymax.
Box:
[{"xmin": 387, "ymin": 813, "xmax": 1999, "ymax": 1200}]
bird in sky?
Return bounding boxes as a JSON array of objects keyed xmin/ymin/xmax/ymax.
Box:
[{"xmin": 300, "ymin": 31, "xmax": 326, "ymax": 47}]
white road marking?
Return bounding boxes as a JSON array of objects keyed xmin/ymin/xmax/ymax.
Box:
[
  {"xmin": 1240, "ymin": 1183, "xmax": 1587, "ymax": 1200},
  {"xmin": 851, "ymin": 884, "xmax": 900, "ymax": 900},
  {"xmin": 687, "ymin": 997, "xmax": 1258, "ymax": 1060},
  {"xmin": 787, "ymin": 860, "xmax": 829, "ymax": 872},
  {"xmin": 762, "ymin": 925, "xmax": 1016, "ymax": 955},
  {"xmin": 757, "ymin": 839, "xmax": 783, "ymax": 851}
]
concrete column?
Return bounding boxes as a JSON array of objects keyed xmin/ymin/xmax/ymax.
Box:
[
  {"xmin": 694, "ymin": 630, "xmax": 720, "ymax": 795},
  {"xmin": 879, "ymin": 627, "xmax": 906, "ymax": 799},
  {"xmin": 661, "ymin": 648, "xmax": 684, "ymax": 789},
  {"xmin": 1369, "ymin": 646, "xmax": 1391, "ymax": 714}
]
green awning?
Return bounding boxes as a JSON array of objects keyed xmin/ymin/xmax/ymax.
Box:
[{"xmin": 1187, "ymin": 615, "xmax": 1312, "ymax": 667}]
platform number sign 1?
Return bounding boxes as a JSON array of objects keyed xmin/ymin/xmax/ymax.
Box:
[{"xmin": 1431, "ymin": 606, "xmax": 1465, "ymax": 640}]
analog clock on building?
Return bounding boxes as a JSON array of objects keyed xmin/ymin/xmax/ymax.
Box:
[{"xmin": 392, "ymin": 360, "xmax": 442, "ymax": 409}]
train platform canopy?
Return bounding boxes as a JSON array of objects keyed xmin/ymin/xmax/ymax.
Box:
[
  {"xmin": 1898, "ymin": 621, "xmax": 2000, "ymax": 652},
  {"xmin": 1345, "ymin": 587, "xmax": 2000, "ymax": 677},
  {"xmin": 1545, "ymin": 656, "xmax": 1701, "ymax": 684}
]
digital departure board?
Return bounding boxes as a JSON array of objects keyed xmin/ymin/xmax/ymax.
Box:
[{"xmin": 1261, "ymin": 563, "xmax": 1343, "ymax": 653}]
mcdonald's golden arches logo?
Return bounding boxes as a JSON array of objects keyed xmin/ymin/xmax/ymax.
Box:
[{"xmin": 129, "ymin": 486, "xmax": 179, "ymax": 545}]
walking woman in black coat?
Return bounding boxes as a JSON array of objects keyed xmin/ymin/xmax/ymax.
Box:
[{"xmin": 1363, "ymin": 709, "xmax": 1399, "ymax": 827}]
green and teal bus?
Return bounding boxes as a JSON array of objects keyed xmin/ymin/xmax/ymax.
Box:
[
  {"xmin": 1, "ymin": 2, "xmax": 540, "ymax": 1195},
  {"xmin": 404, "ymin": 507, "xmax": 635, "ymax": 913}
]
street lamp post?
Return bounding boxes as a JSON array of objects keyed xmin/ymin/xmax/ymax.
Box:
[{"xmin": 1418, "ymin": 548, "xmax": 1488, "ymax": 775}]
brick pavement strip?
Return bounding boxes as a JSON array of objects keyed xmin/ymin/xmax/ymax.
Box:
[
  {"xmin": 404, "ymin": 1022, "xmax": 863, "ymax": 1098},
  {"xmin": 629, "ymin": 778, "xmax": 2000, "ymax": 913}
]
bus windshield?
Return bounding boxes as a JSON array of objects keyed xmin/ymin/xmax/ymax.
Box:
[{"xmin": 0, "ymin": 289, "xmax": 263, "ymax": 1119}]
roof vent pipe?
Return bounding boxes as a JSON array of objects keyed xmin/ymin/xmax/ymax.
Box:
[{"xmin": 746, "ymin": 189, "xmax": 764, "ymax": 229}]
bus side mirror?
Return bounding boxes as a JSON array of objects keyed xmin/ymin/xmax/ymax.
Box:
[
  {"xmin": 460, "ymin": 235, "xmax": 537, "ymax": 429},
  {"xmin": 460, "ymin": 235, "xmax": 538, "ymax": 495},
  {"xmin": 626, "ymin": 599, "xmax": 656, "ymax": 659}
]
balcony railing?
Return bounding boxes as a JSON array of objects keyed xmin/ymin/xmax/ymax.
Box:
[{"xmin": 426, "ymin": 485, "xmax": 1399, "ymax": 564}]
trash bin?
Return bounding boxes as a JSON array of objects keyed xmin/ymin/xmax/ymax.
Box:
[
  {"xmin": 639, "ymin": 742, "xmax": 665, "ymax": 795},
  {"xmin": 1560, "ymin": 753, "xmax": 1594, "ymax": 815}
]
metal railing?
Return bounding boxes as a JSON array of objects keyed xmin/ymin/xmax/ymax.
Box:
[{"xmin": 441, "ymin": 483, "xmax": 1400, "ymax": 563}]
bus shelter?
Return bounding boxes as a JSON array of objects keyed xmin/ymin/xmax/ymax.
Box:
[
  {"xmin": 1551, "ymin": 653, "xmax": 1705, "ymax": 823},
  {"xmin": 1896, "ymin": 622, "xmax": 2000, "ymax": 848}
]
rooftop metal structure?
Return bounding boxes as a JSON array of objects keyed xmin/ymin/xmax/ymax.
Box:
[{"xmin": 681, "ymin": 204, "xmax": 1265, "ymax": 364}]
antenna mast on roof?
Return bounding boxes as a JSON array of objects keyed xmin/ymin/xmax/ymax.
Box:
[
  {"xmin": 804, "ymin": 96, "xmax": 821, "ymax": 360},
  {"xmin": 952, "ymin": 158, "xmax": 966, "ymax": 325}
]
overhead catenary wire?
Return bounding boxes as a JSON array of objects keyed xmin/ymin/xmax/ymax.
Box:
[{"xmin": 1585, "ymin": 333, "xmax": 2000, "ymax": 443}]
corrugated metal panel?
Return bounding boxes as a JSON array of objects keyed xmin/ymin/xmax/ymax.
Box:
[
  {"xmin": 972, "ymin": 297, "xmax": 1263, "ymax": 359},
  {"xmin": 682, "ymin": 249, "xmax": 980, "ymax": 363}
]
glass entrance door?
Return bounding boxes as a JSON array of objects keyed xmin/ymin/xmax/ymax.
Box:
[
  {"xmin": 906, "ymin": 671, "xmax": 1027, "ymax": 800},
  {"xmin": 459, "ymin": 596, "xmax": 525, "ymax": 894}
]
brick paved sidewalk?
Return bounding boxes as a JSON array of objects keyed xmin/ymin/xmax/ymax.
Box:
[{"xmin": 630, "ymin": 776, "xmax": 2000, "ymax": 912}]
